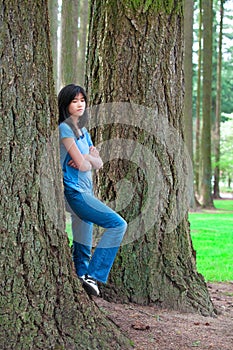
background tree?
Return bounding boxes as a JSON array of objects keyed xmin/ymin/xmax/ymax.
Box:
[
  {"xmin": 199, "ymin": 0, "xmax": 214, "ymax": 207},
  {"xmin": 60, "ymin": 0, "xmax": 79, "ymax": 87},
  {"xmin": 221, "ymin": 21, "xmax": 233, "ymax": 115},
  {"xmin": 211, "ymin": 0, "xmax": 219, "ymax": 130},
  {"xmin": 184, "ymin": 0, "xmax": 194, "ymax": 163},
  {"xmin": 219, "ymin": 115, "xmax": 233, "ymax": 189},
  {"xmin": 194, "ymin": 0, "xmax": 203, "ymax": 197},
  {"xmin": 86, "ymin": 0, "xmax": 215, "ymax": 315},
  {"xmin": 213, "ymin": 0, "xmax": 225, "ymax": 198},
  {"xmin": 77, "ymin": 0, "xmax": 89, "ymax": 85},
  {"xmin": 184, "ymin": 0, "xmax": 198, "ymax": 208},
  {"xmin": 192, "ymin": 0, "xmax": 233, "ymax": 199},
  {"xmin": 0, "ymin": 1, "xmax": 131, "ymax": 348}
]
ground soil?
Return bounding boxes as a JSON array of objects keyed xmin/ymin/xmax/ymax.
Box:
[{"xmin": 94, "ymin": 282, "xmax": 233, "ymax": 350}]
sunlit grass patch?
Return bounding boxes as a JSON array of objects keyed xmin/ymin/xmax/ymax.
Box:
[{"xmin": 189, "ymin": 200, "xmax": 233, "ymax": 282}]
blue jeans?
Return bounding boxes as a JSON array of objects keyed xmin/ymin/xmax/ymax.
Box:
[{"xmin": 64, "ymin": 187, "xmax": 127, "ymax": 283}]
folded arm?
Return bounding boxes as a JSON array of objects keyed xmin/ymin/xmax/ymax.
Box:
[
  {"xmin": 62, "ymin": 137, "xmax": 92, "ymax": 171},
  {"xmin": 62, "ymin": 138, "xmax": 103, "ymax": 171}
]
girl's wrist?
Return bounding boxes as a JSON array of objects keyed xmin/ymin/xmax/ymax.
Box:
[{"xmin": 84, "ymin": 154, "xmax": 91, "ymax": 161}]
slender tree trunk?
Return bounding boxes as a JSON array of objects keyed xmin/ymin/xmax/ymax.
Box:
[
  {"xmin": 77, "ymin": 0, "xmax": 89, "ymax": 85},
  {"xmin": 48, "ymin": 0, "xmax": 58, "ymax": 92},
  {"xmin": 60, "ymin": 0, "xmax": 79, "ymax": 87},
  {"xmin": 184, "ymin": 0, "xmax": 199, "ymax": 209},
  {"xmin": 184, "ymin": 0, "xmax": 194, "ymax": 164},
  {"xmin": 195, "ymin": 0, "xmax": 202, "ymax": 197},
  {"xmin": 211, "ymin": 1, "xmax": 218, "ymax": 132},
  {"xmin": 213, "ymin": 0, "xmax": 224, "ymax": 199},
  {"xmin": 200, "ymin": 0, "xmax": 214, "ymax": 208},
  {"xmin": 86, "ymin": 0, "xmax": 215, "ymax": 315},
  {"xmin": 228, "ymin": 175, "xmax": 231, "ymax": 189},
  {"xmin": 0, "ymin": 1, "xmax": 131, "ymax": 348}
]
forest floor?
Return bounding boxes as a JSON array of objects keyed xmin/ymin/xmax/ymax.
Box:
[{"xmin": 94, "ymin": 282, "xmax": 233, "ymax": 350}]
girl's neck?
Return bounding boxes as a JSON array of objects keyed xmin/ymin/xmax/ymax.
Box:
[
  {"xmin": 65, "ymin": 117, "xmax": 82, "ymax": 138},
  {"xmin": 76, "ymin": 127, "xmax": 83, "ymax": 137}
]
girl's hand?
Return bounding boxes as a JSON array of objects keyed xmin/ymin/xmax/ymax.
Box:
[
  {"xmin": 89, "ymin": 146, "xmax": 99, "ymax": 157},
  {"xmin": 68, "ymin": 159, "xmax": 79, "ymax": 169},
  {"xmin": 84, "ymin": 146, "xmax": 103, "ymax": 170}
]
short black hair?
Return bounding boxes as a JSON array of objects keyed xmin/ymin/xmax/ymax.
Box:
[{"xmin": 58, "ymin": 84, "xmax": 88, "ymax": 129}]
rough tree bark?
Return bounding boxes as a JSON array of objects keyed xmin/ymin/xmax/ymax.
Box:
[
  {"xmin": 0, "ymin": 1, "xmax": 131, "ymax": 349},
  {"xmin": 86, "ymin": 0, "xmax": 215, "ymax": 315},
  {"xmin": 48, "ymin": 0, "xmax": 58, "ymax": 92}
]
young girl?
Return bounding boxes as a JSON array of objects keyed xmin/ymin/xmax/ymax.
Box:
[{"xmin": 58, "ymin": 84, "xmax": 127, "ymax": 296}]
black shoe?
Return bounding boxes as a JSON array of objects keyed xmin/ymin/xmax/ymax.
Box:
[{"xmin": 80, "ymin": 274, "xmax": 100, "ymax": 297}]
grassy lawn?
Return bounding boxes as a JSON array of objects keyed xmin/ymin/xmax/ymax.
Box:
[{"xmin": 189, "ymin": 200, "xmax": 233, "ymax": 282}]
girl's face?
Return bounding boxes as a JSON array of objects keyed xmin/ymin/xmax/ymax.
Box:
[{"xmin": 68, "ymin": 93, "xmax": 86, "ymax": 119}]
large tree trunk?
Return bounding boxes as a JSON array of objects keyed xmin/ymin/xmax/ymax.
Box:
[
  {"xmin": 0, "ymin": 1, "xmax": 131, "ymax": 349},
  {"xmin": 48, "ymin": 0, "xmax": 58, "ymax": 92},
  {"xmin": 213, "ymin": 0, "xmax": 224, "ymax": 199},
  {"xmin": 200, "ymin": 0, "xmax": 214, "ymax": 208},
  {"xmin": 86, "ymin": 0, "xmax": 215, "ymax": 315}
]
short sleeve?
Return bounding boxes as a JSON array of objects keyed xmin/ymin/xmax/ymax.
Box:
[{"xmin": 59, "ymin": 122, "xmax": 75, "ymax": 140}]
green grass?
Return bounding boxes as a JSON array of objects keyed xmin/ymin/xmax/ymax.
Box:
[
  {"xmin": 189, "ymin": 200, "xmax": 233, "ymax": 282},
  {"xmin": 66, "ymin": 222, "xmax": 72, "ymax": 245}
]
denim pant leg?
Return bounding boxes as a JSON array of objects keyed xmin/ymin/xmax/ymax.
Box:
[
  {"xmin": 65, "ymin": 199, "xmax": 93, "ymax": 277},
  {"xmin": 64, "ymin": 188, "xmax": 127, "ymax": 283},
  {"xmin": 72, "ymin": 241, "xmax": 91, "ymax": 277}
]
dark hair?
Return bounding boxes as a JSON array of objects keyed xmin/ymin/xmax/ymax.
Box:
[{"xmin": 58, "ymin": 84, "xmax": 88, "ymax": 130}]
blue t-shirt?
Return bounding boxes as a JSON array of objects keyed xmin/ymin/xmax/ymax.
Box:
[{"xmin": 59, "ymin": 122, "xmax": 93, "ymax": 193}]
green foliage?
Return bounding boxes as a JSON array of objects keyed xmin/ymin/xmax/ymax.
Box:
[{"xmin": 190, "ymin": 200, "xmax": 233, "ymax": 281}]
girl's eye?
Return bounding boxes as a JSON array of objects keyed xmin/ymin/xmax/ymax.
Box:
[{"xmin": 72, "ymin": 99, "xmax": 85, "ymax": 103}]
